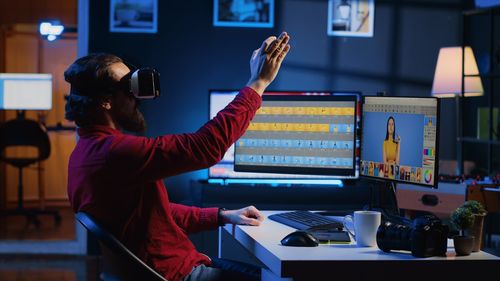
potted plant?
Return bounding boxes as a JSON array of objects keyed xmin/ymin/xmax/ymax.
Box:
[
  {"xmin": 450, "ymin": 206, "xmax": 475, "ymax": 256},
  {"xmin": 461, "ymin": 200, "xmax": 487, "ymax": 252}
]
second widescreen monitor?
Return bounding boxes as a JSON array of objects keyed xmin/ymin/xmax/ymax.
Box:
[{"xmin": 234, "ymin": 94, "xmax": 358, "ymax": 178}]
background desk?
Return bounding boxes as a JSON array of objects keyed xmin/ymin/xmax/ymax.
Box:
[
  {"xmin": 396, "ymin": 182, "xmax": 467, "ymax": 219},
  {"xmin": 220, "ymin": 211, "xmax": 500, "ymax": 281}
]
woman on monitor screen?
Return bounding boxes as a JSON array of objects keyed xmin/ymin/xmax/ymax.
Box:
[{"xmin": 383, "ymin": 116, "xmax": 400, "ymax": 165}]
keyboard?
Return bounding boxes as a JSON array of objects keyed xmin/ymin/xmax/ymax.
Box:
[{"xmin": 268, "ymin": 210, "xmax": 344, "ymax": 231}]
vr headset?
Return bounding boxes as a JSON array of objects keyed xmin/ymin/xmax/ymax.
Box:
[{"xmin": 121, "ymin": 67, "xmax": 161, "ymax": 100}]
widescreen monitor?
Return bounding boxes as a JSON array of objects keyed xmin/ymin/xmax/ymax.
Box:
[
  {"xmin": 0, "ymin": 73, "xmax": 52, "ymax": 110},
  {"xmin": 209, "ymin": 90, "xmax": 360, "ymax": 183},
  {"xmin": 360, "ymin": 96, "xmax": 440, "ymax": 188},
  {"xmin": 233, "ymin": 93, "xmax": 358, "ymax": 178}
]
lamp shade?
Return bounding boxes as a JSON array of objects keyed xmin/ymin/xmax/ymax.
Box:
[
  {"xmin": 431, "ymin": 46, "xmax": 484, "ymax": 98},
  {"xmin": 338, "ymin": 1, "xmax": 351, "ymax": 19}
]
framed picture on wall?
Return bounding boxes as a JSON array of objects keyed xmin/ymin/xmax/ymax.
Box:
[
  {"xmin": 110, "ymin": 0, "xmax": 158, "ymax": 33},
  {"xmin": 214, "ymin": 0, "xmax": 274, "ymax": 28},
  {"xmin": 327, "ymin": 0, "xmax": 375, "ymax": 37}
]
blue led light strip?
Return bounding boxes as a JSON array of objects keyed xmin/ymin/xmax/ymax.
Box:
[{"xmin": 207, "ymin": 178, "xmax": 344, "ymax": 187}]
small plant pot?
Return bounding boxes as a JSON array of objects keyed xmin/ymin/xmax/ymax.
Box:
[
  {"xmin": 453, "ymin": 235, "xmax": 474, "ymax": 256},
  {"xmin": 469, "ymin": 214, "xmax": 486, "ymax": 252}
]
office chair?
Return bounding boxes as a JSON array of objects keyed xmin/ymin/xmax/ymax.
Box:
[
  {"xmin": 0, "ymin": 117, "xmax": 61, "ymax": 227},
  {"xmin": 75, "ymin": 212, "xmax": 168, "ymax": 281}
]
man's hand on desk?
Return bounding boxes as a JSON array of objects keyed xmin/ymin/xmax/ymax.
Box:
[{"xmin": 220, "ymin": 206, "xmax": 264, "ymax": 226}]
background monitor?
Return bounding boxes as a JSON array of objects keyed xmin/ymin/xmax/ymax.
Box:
[
  {"xmin": 0, "ymin": 73, "xmax": 53, "ymax": 110},
  {"xmin": 360, "ymin": 96, "xmax": 439, "ymax": 188},
  {"xmin": 233, "ymin": 93, "xmax": 358, "ymax": 178},
  {"xmin": 209, "ymin": 90, "xmax": 360, "ymax": 182}
]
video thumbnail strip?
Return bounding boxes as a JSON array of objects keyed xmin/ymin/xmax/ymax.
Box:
[
  {"xmin": 256, "ymin": 106, "xmax": 355, "ymax": 116},
  {"xmin": 237, "ymin": 154, "xmax": 353, "ymax": 168},
  {"xmin": 247, "ymin": 122, "xmax": 354, "ymax": 133},
  {"xmin": 236, "ymin": 138, "xmax": 354, "ymax": 150}
]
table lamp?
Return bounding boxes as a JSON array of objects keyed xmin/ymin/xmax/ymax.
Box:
[
  {"xmin": 432, "ymin": 46, "xmax": 483, "ymax": 97},
  {"xmin": 431, "ymin": 46, "xmax": 484, "ymax": 176}
]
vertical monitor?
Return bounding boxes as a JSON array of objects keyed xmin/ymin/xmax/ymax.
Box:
[
  {"xmin": 209, "ymin": 90, "xmax": 360, "ymax": 181},
  {"xmin": 0, "ymin": 73, "xmax": 53, "ymax": 110},
  {"xmin": 360, "ymin": 96, "xmax": 439, "ymax": 188},
  {"xmin": 234, "ymin": 94, "xmax": 358, "ymax": 178}
]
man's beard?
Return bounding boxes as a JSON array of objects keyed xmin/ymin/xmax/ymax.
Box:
[{"xmin": 116, "ymin": 106, "xmax": 147, "ymax": 133}]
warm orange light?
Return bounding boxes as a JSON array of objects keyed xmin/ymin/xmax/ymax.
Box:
[{"xmin": 431, "ymin": 46, "xmax": 483, "ymax": 98}]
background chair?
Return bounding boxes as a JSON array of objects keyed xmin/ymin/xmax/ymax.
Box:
[
  {"xmin": 75, "ymin": 211, "xmax": 168, "ymax": 281},
  {"xmin": 0, "ymin": 117, "xmax": 61, "ymax": 227}
]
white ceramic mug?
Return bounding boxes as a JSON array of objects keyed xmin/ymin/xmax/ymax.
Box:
[{"xmin": 343, "ymin": 210, "xmax": 381, "ymax": 247}]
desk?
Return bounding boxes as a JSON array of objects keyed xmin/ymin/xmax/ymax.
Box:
[{"xmin": 220, "ymin": 211, "xmax": 500, "ymax": 281}]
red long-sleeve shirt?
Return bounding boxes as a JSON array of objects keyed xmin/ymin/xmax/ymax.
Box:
[{"xmin": 67, "ymin": 87, "xmax": 261, "ymax": 281}]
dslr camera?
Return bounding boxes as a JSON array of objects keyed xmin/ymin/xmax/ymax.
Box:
[{"xmin": 376, "ymin": 214, "xmax": 448, "ymax": 258}]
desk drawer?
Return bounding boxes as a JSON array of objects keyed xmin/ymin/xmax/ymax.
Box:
[{"xmin": 396, "ymin": 183, "xmax": 466, "ymax": 218}]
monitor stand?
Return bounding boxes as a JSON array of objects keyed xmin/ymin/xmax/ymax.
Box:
[
  {"xmin": 16, "ymin": 110, "xmax": 26, "ymax": 120},
  {"xmin": 365, "ymin": 180, "xmax": 410, "ymax": 225}
]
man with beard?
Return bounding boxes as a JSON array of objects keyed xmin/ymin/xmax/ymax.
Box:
[{"xmin": 64, "ymin": 32, "xmax": 290, "ymax": 281}]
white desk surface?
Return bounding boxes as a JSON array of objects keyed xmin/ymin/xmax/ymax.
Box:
[{"xmin": 222, "ymin": 211, "xmax": 500, "ymax": 281}]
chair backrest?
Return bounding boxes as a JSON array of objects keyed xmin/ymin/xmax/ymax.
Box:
[
  {"xmin": 0, "ymin": 118, "xmax": 51, "ymax": 167},
  {"xmin": 75, "ymin": 212, "xmax": 168, "ymax": 281}
]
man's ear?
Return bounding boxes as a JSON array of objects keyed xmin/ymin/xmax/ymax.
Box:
[{"xmin": 100, "ymin": 99, "xmax": 111, "ymax": 110}]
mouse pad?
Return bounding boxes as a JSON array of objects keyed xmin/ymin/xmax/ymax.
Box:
[{"xmin": 308, "ymin": 229, "xmax": 351, "ymax": 243}]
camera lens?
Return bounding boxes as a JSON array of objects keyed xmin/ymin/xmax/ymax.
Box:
[{"xmin": 376, "ymin": 221, "xmax": 412, "ymax": 252}]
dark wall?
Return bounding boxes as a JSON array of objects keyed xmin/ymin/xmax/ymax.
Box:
[{"xmin": 89, "ymin": 0, "xmax": 470, "ymax": 202}]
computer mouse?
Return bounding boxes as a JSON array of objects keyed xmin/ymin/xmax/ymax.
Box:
[{"xmin": 280, "ymin": 230, "xmax": 319, "ymax": 247}]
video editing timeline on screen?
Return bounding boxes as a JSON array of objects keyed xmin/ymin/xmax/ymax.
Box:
[
  {"xmin": 235, "ymin": 95, "xmax": 357, "ymax": 176},
  {"xmin": 209, "ymin": 91, "xmax": 361, "ymax": 180},
  {"xmin": 360, "ymin": 97, "xmax": 438, "ymax": 186}
]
